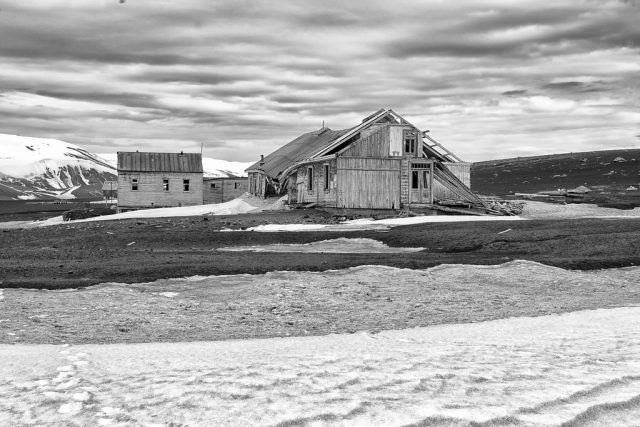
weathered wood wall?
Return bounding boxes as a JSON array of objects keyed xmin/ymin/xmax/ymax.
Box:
[
  {"xmin": 433, "ymin": 162, "xmax": 472, "ymax": 200},
  {"xmin": 248, "ymin": 172, "xmax": 266, "ymax": 198},
  {"xmin": 336, "ymin": 157, "xmax": 401, "ymax": 209},
  {"xmin": 294, "ymin": 159, "xmax": 337, "ymax": 206},
  {"xmin": 341, "ymin": 125, "xmax": 389, "ymax": 158},
  {"xmin": 117, "ymin": 172, "xmax": 203, "ymax": 210},
  {"xmin": 203, "ymin": 177, "xmax": 247, "ymax": 204}
]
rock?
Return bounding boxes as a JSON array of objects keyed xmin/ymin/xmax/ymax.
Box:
[
  {"xmin": 613, "ymin": 156, "xmax": 626, "ymax": 163},
  {"xmin": 626, "ymin": 186, "xmax": 638, "ymax": 191},
  {"xmin": 568, "ymin": 185, "xmax": 591, "ymax": 194}
]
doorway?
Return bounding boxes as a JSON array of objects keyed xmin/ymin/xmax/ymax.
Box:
[{"xmin": 409, "ymin": 162, "xmax": 432, "ymax": 204}]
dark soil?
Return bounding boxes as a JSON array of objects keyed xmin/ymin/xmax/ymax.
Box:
[{"xmin": 2, "ymin": 210, "xmax": 640, "ymax": 289}]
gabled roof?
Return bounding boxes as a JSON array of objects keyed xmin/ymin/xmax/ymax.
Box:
[
  {"xmin": 246, "ymin": 108, "xmax": 460, "ymax": 180},
  {"xmin": 246, "ymin": 128, "xmax": 349, "ymax": 179},
  {"xmin": 117, "ymin": 152, "xmax": 203, "ymax": 173}
]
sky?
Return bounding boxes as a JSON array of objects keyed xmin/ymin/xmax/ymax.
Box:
[{"xmin": 0, "ymin": 0, "xmax": 638, "ymax": 162}]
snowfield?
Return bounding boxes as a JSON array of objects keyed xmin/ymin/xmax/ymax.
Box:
[
  {"xmin": 217, "ymin": 237, "xmax": 426, "ymax": 253},
  {"xmin": 36, "ymin": 198, "xmax": 260, "ymax": 226},
  {"xmin": 1, "ymin": 307, "xmax": 639, "ymax": 426}
]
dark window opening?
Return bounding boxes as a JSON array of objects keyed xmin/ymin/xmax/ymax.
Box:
[
  {"xmin": 404, "ymin": 131, "xmax": 417, "ymax": 155},
  {"xmin": 132, "ymin": 178, "xmax": 138, "ymax": 191},
  {"xmin": 307, "ymin": 167, "xmax": 314, "ymax": 191},
  {"xmin": 162, "ymin": 179, "xmax": 169, "ymax": 191},
  {"xmin": 411, "ymin": 171, "xmax": 419, "ymax": 189},
  {"xmin": 323, "ymin": 164, "xmax": 330, "ymax": 190},
  {"xmin": 234, "ymin": 182, "xmax": 239, "ymax": 189},
  {"xmin": 183, "ymin": 179, "xmax": 190, "ymax": 191},
  {"xmin": 211, "ymin": 183, "xmax": 216, "ymax": 189}
]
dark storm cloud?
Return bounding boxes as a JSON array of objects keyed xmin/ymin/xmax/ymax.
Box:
[
  {"xmin": 128, "ymin": 70, "xmax": 250, "ymax": 86},
  {"xmin": 384, "ymin": 2, "xmax": 640, "ymax": 59},
  {"xmin": 502, "ymin": 90, "xmax": 528, "ymax": 96},
  {"xmin": 541, "ymin": 80, "xmax": 614, "ymax": 94}
]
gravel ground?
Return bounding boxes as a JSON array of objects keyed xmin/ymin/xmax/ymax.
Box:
[{"xmin": 1, "ymin": 260, "xmax": 639, "ymax": 345}]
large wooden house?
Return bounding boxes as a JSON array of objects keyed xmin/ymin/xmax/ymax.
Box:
[
  {"xmin": 246, "ymin": 108, "xmax": 484, "ymax": 210},
  {"xmin": 117, "ymin": 151, "xmax": 203, "ymax": 212}
]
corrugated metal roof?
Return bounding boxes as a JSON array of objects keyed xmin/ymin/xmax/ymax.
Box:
[
  {"xmin": 246, "ymin": 128, "xmax": 349, "ymax": 180},
  {"xmin": 117, "ymin": 152, "xmax": 203, "ymax": 173}
]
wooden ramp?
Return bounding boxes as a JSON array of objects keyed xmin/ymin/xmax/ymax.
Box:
[{"xmin": 432, "ymin": 161, "xmax": 489, "ymax": 209}]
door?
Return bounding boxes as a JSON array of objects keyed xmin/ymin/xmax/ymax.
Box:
[{"xmin": 409, "ymin": 162, "xmax": 432, "ymax": 204}]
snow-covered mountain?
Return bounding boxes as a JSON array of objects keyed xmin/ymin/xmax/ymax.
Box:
[
  {"xmin": 202, "ymin": 157, "xmax": 251, "ymax": 178},
  {"xmin": 0, "ymin": 134, "xmax": 117, "ymax": 200}
]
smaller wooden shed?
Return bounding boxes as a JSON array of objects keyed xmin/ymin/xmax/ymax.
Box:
[{"xmin": 203, "ymin": 177, "xmax": 247, "ymax": 204}]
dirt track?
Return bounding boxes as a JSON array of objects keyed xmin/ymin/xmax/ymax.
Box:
[{"xmin": 2, "ymin": 210, "xmax": 640, "ymax": 289}]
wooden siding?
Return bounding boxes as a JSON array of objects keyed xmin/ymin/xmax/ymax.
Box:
[
  {"xmin": 248, "ymin": 172, "xmax": 267, "ymax": 197},
  {"xmin": 117, "ymin": 152, "xmax": 203, "ymax": 173},
  {"xmin": 340, "ymin": 124, "xmax": 390, "ymax": 158},
  {"xmin": 294, "ymin": 160, "xmax": 338, "ymax": 206},
  {"xmin": 433, "ymin": 162, "xmax": 472, "ymax": 200},
  {"xmin": 336, "ymin": 157, "xmax": 401, "ymax": 209},
  {"xmin": 203, "ymin": 177, "xmax": 247, "ymax": 204},
  {"xmin": 117, "ymin": 171, "xmax": 203, "ymax": 209}
]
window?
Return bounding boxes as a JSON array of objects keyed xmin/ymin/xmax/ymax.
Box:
[
  {"xmin": 404, "ymin": 131, "xmax": 417, "ymax": 155},
  {"xmin": 131, "ymin": 178, "xmax": 138, "ymax": 191},
  {"xmin": 234, "ymin": 182, "xmax": 239, "ymax": 189},
  {"xmin": 423, "ymin": 171, "xmax": 430, "ymax": 188},
  {"xmin": 162, "ymin": 179, "xmax": 169, "ymax": 191},
  {"xmin": 211, "ymin": 183, "xmax": 216, "ymax": 189},
  {"xmin": 307, "ymin": 167, "xmax": 314, "ymax": 191},
  {"xmin": 411, "ymin": 171, "xmax": 419, "ymax": 189},
  {"xmin": 183, "ymin": 179, "xmax": 190, "ymax": 191},
  {"xmin": 324, "ymin": 164, "xmax": 330, "ymax": 190}
]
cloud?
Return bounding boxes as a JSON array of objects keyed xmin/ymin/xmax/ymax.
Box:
[{"xmin": 0, "ymin": 0, "xmax": 638, "ymax": 161}]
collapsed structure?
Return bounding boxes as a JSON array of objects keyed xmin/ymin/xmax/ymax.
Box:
[{"xmin": 247, "ymin": 108, "xmax": 487, "ymax": 211}]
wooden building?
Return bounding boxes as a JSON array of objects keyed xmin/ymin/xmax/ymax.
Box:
[
  {"xmin": 246, "ymin": 108, "xmax": 485, "ymax": 210},
  {"xmin": 203, "ymin": 177, "xmax": 247, "ymax": 204},
  {"xmin": 117, "ymin": 151, "xmax": 203, "ymax": 212}
]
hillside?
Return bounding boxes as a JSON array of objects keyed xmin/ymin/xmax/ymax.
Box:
[
  {"xmin": 0, "ymin": 134, "xmax": 117, "ymax": 201},
  {"xmin": 472, "ymin": 148, "xmax": 640, "ymax": 208}
]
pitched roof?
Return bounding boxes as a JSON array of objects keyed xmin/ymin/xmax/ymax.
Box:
[
  {"xmin": 246, "ymin": 128, "xmax": 349, "ymax": 179},
  {"xmin": 117, "ymin": 152, "xmax": 203, "ymax": 173}
]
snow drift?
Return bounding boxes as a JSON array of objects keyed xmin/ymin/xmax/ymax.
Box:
[{"xmin": 0, "ymin": 306, "xmax": 638, "ymax": 426}]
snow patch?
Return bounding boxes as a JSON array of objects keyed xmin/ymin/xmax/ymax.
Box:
[
  {"xmin": 218, "ymin": 238, "xmax": 425, "ymax": 253},
  {"xmin": 156, "ymin": 292, "xmax": 179, "ymax": 298},
  {"xmin": 521, "ymin": 200, "xmax": 640, "ymax": 219},
  {"xmin": 38, "ymin": 198, "xmax": 259, "ymax": 226},
  {"xmin": 245, "ymin": 214, "xmax": 525, "ymax": 232}
]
